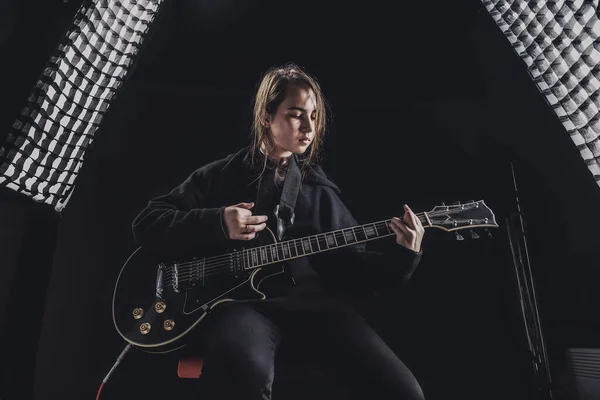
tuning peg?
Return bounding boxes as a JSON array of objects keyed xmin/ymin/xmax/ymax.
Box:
[
  {"xmin": 484, "ymin": 228, "xmax": 492, "ymax": 239},
  {"xmin": 455, "ymin": 232, "xmax": 464, "ymax": 241},
  {"xmin": 470, "ymin": 229, "xmax": 480, "ymax": 239},
  {"xmin": 451, "ymin": 201, "xmax": 461, "ymax": 205},
  {"xmin": 466, "ymin": 199, "xmax": 474, "ymax": 205}
]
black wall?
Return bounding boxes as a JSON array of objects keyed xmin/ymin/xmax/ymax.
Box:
[{"xmin": 1, "ymin": 1, "xmax": 598, "ymax": 399}]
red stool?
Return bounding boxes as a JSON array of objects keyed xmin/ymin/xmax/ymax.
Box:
[{"xmin": 177, "ymin": 357, "xmax": 205, "ymax": 379}]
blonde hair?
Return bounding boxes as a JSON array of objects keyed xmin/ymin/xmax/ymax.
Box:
[{"xmin": 250, "ymin": 63, "xmax": 329, "ymax": 174}]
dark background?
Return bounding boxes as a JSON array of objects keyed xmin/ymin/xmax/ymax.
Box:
[{"xmin": 1, "ymin": 0, "xmax": 599, "ymax": 399}]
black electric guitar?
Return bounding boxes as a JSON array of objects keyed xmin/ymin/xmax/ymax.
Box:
[{"xmin": 112, "ymin": 200, "xmax": 498, "ymax": 352}]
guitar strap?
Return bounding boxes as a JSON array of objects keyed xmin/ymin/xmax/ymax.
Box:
[
  {"xmin": 253, "ymin": 152, "xmax": 302, "ymax": 285},
  {"xmin": 274, "ymin": 154, "xmax": 301, "ymax": 241},
  {"xmin": 253, "ymin": 153, "xmax": 301, "ymax": 241}
]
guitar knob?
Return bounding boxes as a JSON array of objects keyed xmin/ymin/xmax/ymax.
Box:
[
  {"xmin": 164, "ymin": 319, "xmax": 175, "ymax": 331},
  {"xmin": 455, "ymin": 232, "xmax": 464, "ymax": 241},
  {"xmin": 132, "ymin": 308, "xmax": 144, "ymax": 320},
  {"xmin": 155, "ymin": 302, "xmax": 167, "ymax": 313},
  {"xmin": 139, "ymin": 322, "xmax": 151, "ymax": 335},
  {"xmin": 470, "ymin": 229, "xmax": 480, "ymax": 239}
]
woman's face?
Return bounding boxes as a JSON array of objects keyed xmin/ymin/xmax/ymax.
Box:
[{"xmin": 266, "ymin": 84, "xmax": 316, "ymax": 159}]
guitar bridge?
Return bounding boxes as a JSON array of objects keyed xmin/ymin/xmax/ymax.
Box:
[{"xmin": 172, "ymin": 263, "xmax": 180, "ymax": 293}]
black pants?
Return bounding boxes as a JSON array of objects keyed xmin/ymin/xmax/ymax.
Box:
[{"xmin": 196, "ymin": 299, "xmax": 424, "ymax": 400}]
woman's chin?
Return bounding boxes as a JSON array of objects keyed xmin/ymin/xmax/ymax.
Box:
[{"xmin": 293, "ymin": 144, "xmax": 311, "ymax": 154}]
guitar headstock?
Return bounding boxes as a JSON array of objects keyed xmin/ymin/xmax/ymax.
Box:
[{"xmin": 423, "ymin": 200, "xmax": 498, "ymax": 239}]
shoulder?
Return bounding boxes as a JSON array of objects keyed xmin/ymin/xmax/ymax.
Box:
[
  {"xmin": 178, "ymin": 148, "xmax": 249, "ymax": 193},
  {"xmin": 302, "ymin": 162, "xmax": 342, "ymax": 195},
  {"xmin": 190, "ymin": 147, "xmax": 248, "ymax": 177}
]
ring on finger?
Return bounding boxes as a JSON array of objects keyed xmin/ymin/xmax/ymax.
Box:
[{"xmin": 244, "ymin": 224, "xmax": 250, "ymax": 233}]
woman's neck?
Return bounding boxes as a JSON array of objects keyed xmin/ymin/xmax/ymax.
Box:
[{"xmin": 260, "ymin": 143, "xmax": 291, "ymax": 164}]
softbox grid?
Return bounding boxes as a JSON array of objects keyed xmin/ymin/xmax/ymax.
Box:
[
  {"xmin": 0, "ymin": 0, "xmax": 164, "ymax": 212},
  {"xmin": 482, "ymin": 0, "xmax": 600, "ymax": 185}
]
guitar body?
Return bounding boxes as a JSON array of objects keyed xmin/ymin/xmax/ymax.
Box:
[{"xmin": 112, "ymin": 232, "xmax": 283, "ymax": 352}]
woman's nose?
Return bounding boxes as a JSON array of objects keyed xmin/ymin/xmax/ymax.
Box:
[{"xmin": 300, "ymin": 116, "xmax": 314, "ymax": 133}]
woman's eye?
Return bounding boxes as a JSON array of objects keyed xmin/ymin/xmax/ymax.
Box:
[{"xmin": 291, "ymin": 115, "xmax": 302, "ymax": 119}]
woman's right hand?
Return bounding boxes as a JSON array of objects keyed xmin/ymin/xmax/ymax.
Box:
[{"xmin": 223, "ymin": 202, "xmax": 268, "ymax": 240}]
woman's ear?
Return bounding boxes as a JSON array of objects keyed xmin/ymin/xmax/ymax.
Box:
[{"xmin": 262, "ymin": 116, "xmax": 270, "ymax": 128}]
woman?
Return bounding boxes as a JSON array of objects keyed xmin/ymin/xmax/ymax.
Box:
[{"xmin": 132, "ymin": 63, "xmax": 426, "ymax": 400}]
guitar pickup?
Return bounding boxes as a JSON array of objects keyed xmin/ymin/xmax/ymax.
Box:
[{"xmin": 230, "ymin": 251, "xmax": 245, "ymax": 274}]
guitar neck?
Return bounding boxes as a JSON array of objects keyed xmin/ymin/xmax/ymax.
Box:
[{"xmin": 238, "ymin": 216, "xmax": 426, "ymax": 271}]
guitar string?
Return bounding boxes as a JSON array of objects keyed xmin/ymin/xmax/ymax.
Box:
[
  {"xmin": 161, "ymin": 217, "xmax": 494, "ymax": 286},
  {"xmin": 160, "ymin": 211, "xmax": 493, "ymax": 280},
  {"xmin": 163, "ymin": 207, "xmax": 486, "ymax": 272},
  {"xmin": 163, "ymin": 224, "xmax": 494, "ymax": 287},
  {"xmin": 161, "ymin": 217, "xmax": 403, "ymax": 279},
  {"xmin": 162, "ymin": 219, "xmax": 396, "ymax": 274}
]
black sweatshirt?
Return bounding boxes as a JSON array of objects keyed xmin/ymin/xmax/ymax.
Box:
[{"xmin": 132, "ymin": 146, "xmax": 421, "ymax": 304}]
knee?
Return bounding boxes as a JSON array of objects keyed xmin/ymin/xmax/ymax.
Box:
[
  {"xmin": 206, "ymin": 339, "xmax": 275, "ymax": 379},
  {"xmin": 203, "ymin": 338, "xmax": 276, "ymax": 399}
]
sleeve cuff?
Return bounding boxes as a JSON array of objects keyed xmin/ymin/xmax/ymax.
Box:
[{"xmin": 218, "ymin": 206, "xmax": 230, "ymax": 240}]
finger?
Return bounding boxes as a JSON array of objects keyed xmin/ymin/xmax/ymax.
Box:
[
  {"xmin": 389, "ymin": 221, "xmax": 413, "ymax": 242},
  {"xmin": 389, "ymin": 221, "xmax": 402, "ymax": 235},
  {"xmin": 242, "ymin": 222, "xmax": 267, "ymax": 233},
  {"xmin": 239, "ymin": 232, "xmax": 257, "ymax": 241},
  {"xmin": 390, "ymin": 217, "xmax": 411, "ymax": 234},
  {"xmin": 245, "ymin": 215, "xmax": 269, "ymax": 224},
  {"xmin": 233, "ymin": 232, "xmax": 257, "ymax": 241},
  {"xmin": 235, "ymin": 202, "xmax": 255, "ymax": 210},
  {"xmin": 403, "ymin": 204, "xmax": 419, "ymax": 229}
]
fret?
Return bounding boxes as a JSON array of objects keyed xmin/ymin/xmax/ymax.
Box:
[
  {"xmin": 242, "ymin": 250, "xmax": 248, "ymax": 270},
  {"xmin": 294, "ymin": 239, "xmax": 303, "ymax": 256},
  {"xmin": 309, "ymin": 236, "xmax": 319, "ymax": 252},
  {"xmin": 301, "ymin": 238, "xmax": 311, "ymax": 254},
  {"xmin": 270, "ymin": 244, "xmax": 278, "ymax": 261},
  {"xmin": 277, "ymin": 243, "xmax": 285, "ymax": 260},
  {"xmin": 251, "ymin": 248, "xmax": 258, "ymax": 267},
  {"xmin": 354, "ymin": 227, "xmax": 367, "ymax": 242},
  {"xmin": 260, "ymin": 247, "xmax": 268, "ymax": 265},
  {"xmin": 325, "ymin": 232, "xmax": 337, "ymax": 248},
  {"xmin": 384, "ymin": 220, "xmax": 393, "ymax": 234},
  {"xmin": 335, "ymin": 230, "xmax": 347, "ymax": 245},
  {"xmin": 364, "ymin": 223, "xmax": 378, "ymax": 238},
  {"xmin": 312, "ymin": 235, "xmax": 321, "ymax": 251},
  {"xmin": 317, "ymin": 234, "xmax": 328, "ymax": 250},
  {"xmin": 289, "ymin": 240, "xmax": 298, "ymax": 258},
  {"xmin": 375, "ymin": 221, "xmax": 390, "ymax": 236},
  {"xmin": 265, "ymin": 245, "xmax": 273, "ymax": 264},
  {"xmin": 343, "ymin": 229, "xmax": 355, "ymax": 244},
  {"xmin": 282, "ymin": 242, "xmax": 291, "ymax": 259}
]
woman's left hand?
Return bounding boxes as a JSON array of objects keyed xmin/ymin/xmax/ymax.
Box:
[{"xmin": 389, "ymin": 204, "xmax": 425, "ymax": 252}]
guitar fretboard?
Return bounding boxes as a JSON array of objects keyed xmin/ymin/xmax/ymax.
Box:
[{"xmin": 234, "ymin": 216, "xmax": 424, "ymax": 271}]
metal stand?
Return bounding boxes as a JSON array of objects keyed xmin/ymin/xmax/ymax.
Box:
[{"xmin": 505, "ymin": 162, "xmax": 554, "ymax": 400}]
